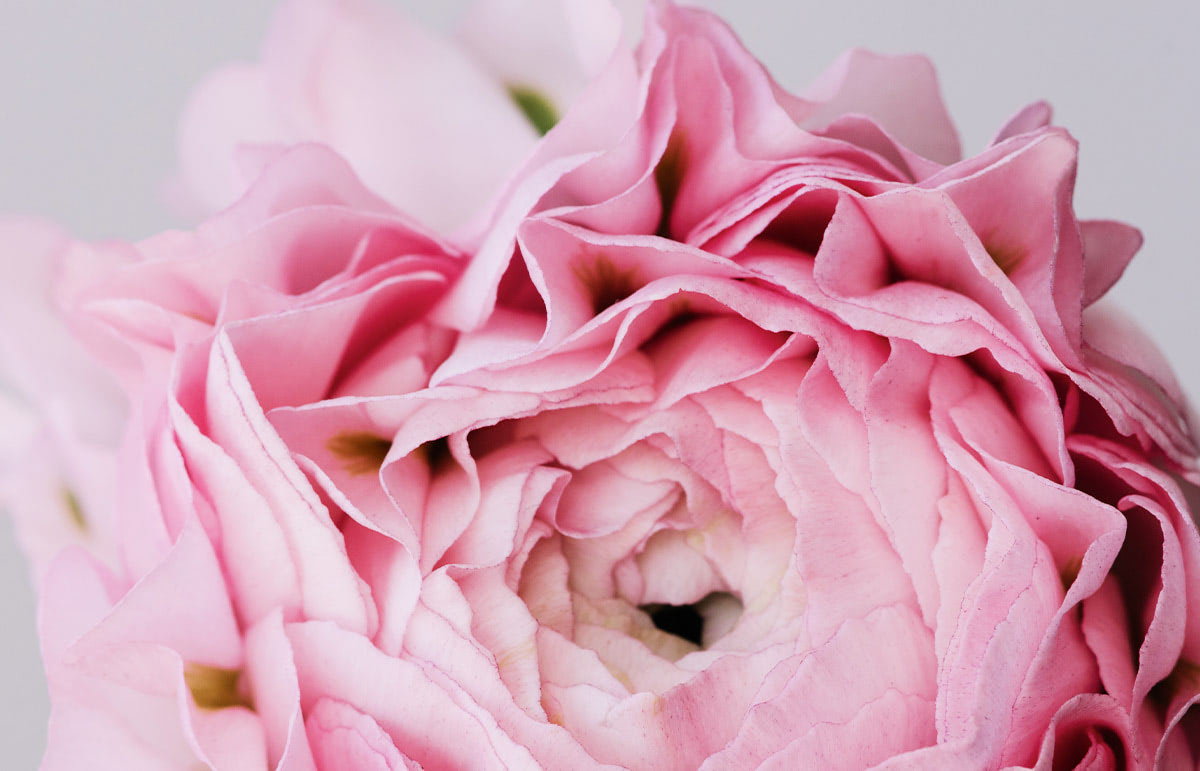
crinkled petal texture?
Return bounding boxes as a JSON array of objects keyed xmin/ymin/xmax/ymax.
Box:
[
  {"xmin": 20, "ymin": 2, "xmax": 1200, "ymax": 771},
  {"xmin": 36, "ymin": 146, "xmax": 466, "ymax": 769}
]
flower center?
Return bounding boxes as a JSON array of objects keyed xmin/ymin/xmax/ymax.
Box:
[
  {"xmin": 642, "ymin": 602, "xmax": 703, "ymax": 645},
  {"xmin": 640, "ymin": 591, "xmax": 744, "ymax": 649}
]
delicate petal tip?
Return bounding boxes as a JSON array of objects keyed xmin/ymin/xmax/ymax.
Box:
[
  {"xmin": 1080, "ymin": 219, "xmax": 1143, "ymax": 307},
  {"xmin": 798, "ymin": 48, "xmax": 962, "ymax": 165},
  {"xmin": 990, "ymin": 99, "xmax": 1054, "ymax": 146}
]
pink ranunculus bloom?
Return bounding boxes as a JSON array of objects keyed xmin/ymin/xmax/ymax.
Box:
[{"xmin": 10, "ymin": 1, "xmax": 1200, "ymax": 770}]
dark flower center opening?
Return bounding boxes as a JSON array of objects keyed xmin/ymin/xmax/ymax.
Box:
[
  {"xmin": 640, "ymin": 591, "xmax": 742, "ymax": 648},
  {"xmin": 644, "ymin": 603, "xmax": 704, "ymax": 645}
]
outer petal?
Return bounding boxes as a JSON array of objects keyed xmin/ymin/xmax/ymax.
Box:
[
  {"xmin": 173, "ymin": 0, "xmax": 539, "ymax": 231},
  {"xmin": 456, "ymin": 0, "xmax": 627, "ymax": 120},
  {"xmin": 0, "ymin": 219, "xmax": 125, "ymax": 581},
  {"xmin": 39, "ymin": 520, "xmax": 266, "ymax": 769},
  {"xmin": 793, "ymin": 47, "xmax": 962, "ymax": 165}
]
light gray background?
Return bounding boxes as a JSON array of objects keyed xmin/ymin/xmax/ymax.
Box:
[{"xmin": 1, "ymin": 1, "xmax": 1196, "ymax": 766}]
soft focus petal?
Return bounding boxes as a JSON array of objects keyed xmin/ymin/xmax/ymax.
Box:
[{"xmin": 174, "ymin": 0, "xmax": 540, "ymax": 232}]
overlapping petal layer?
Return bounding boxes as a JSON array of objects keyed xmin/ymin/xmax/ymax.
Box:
[{"xmin": 4, "ymin": 1, "xmax": 1199, "ymax": 769}]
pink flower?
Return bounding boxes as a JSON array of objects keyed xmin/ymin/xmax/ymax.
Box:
[{"xmin": 10, "ymin": 1, "xmax": 1200, "ymax": 769}]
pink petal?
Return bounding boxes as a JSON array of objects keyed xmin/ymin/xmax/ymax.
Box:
[
  {"xmin": 306, "ymin": 697, "xmax": 416, "ymax": 771},
  {"xmin": 989, "ymin": 100, "xmax": 1053, "ymax": 146},
  {"xmin": 795, "ymin": 48, "xmax": 961, "ymax": 165},
  {"xmin": 245, "ymin": 610, "xmax": 317, "ymax": 770},
  {"xmin": 175, "ymin": 0, "xmax": 539, "ymax": 231},
  {"xmin": 206, "ymin": 333, "xmax": 376, "ymax": 635},
  {"xmin": 456, "ymin": 0, "xmax": 625, "ymax": 116},
  {"xmin": 1079, "ymin": 220, "xmax": 1142, "ymax": 307}
]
